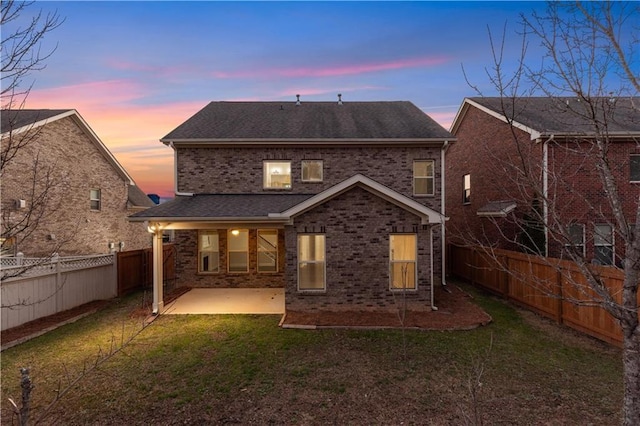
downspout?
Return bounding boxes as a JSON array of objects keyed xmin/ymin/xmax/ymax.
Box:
[
  {"xmin": 170, "ymin": 142, "xmax": 194, "ymax": 197},
  {"xmin": 441, "ymin": 140, "xmax": 451, "ymax": 289},
  {"xmin": 542, "ymin": 135, "xmax": 554, "ymax": 257},
  {"xmin": 430, "ymin": 224, "xmax": 438, "ymax": 311}
]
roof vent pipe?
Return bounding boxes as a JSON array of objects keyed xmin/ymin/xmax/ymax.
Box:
[
  {"xmin": 337, "ymin": 93, "xmax": 343, "ymax": 105},
  {"xmin": 296, "ymin": 94, "xmax": 301, "ymax": 106}
]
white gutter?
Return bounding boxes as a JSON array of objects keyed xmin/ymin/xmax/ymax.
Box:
[
  {"xmin": 170, "ymin": 142, "xmax": 194, "ymax": 197},
  {"xmin": 441, "ymin": 140, "xmax": 451, "ymax": 288}
]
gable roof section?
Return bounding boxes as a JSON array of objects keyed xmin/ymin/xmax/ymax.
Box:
[
  {"xmin": 128, "ymin": 185, "xmax": 156, "ymax": 209},
  {"xmin": 161, "ymin": 101, "xmax": 453, "ymax": 144},
  {"xmin": 1, "ymin": 109, "xmax": 134, "ymax": 185},
  {"xmin": 270, "ymin": 174, "xmax": 446, "ymax": 225},
  {"xmin": 451, "ymin": 97, "xmax": 640, "ymax": 140}
]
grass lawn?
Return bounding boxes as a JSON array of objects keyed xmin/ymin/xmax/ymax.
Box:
[{"xmin": 1, "ymin": 282, "xmax": 622, "ymax": 425}]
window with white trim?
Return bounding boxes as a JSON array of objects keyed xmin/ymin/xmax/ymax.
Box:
[
  {"xmin": 228, "ymin": 229, "xmax": 249, "ymax": 272},
  {"xmin": 463, "ymin": 174, "xmax": 471, "ymax": 204},
  {"xmin": 389, "ymin": 234, "xmax": 417, "ymax": 290},
  {"xmin": 257, "ymin": 229, "xmax": 278, "ymax": 272},
  {"xmin": 413, "ymin": 160, "xmax": 434, "ymax": 196},
  {"xmin": 198, "ymin": 231, "xmax": 219, "ymax": 273},
  {"xmin": 263, "ymin": 161, "xmax": 291, "ymax": 189},
  {"xmin": 298, "ymin": 234, "xmax": 325, "ymax": 290},
  {"xmin": 301, "ymin": 160, "xmax": 323, "ymax": 182},
  {"xmin": 594, "ymin": 224, "xmax": 614, "ymax": 265},
  {"xmin": 630, "ymin": 154, "xmax": 640, "ymax": 182},
  {"xmin": 564, "ymin": 223, "xmax": 585, "ymax": 257},
  {"xmin": 90, "ymin": 189, "xmax": 101, "ymax": 210}
]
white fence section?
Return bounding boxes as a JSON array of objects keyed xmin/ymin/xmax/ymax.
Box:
[{"xmin": 1, "ymin": 254, "xmax": 116, "ymax": 331}]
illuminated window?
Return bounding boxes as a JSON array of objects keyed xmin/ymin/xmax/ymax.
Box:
[
  {"xmin": 390, "ymin": 234, "xmax": 417, "ymax": 290},
  {"xmin": 257, "ymin": 229, "xmax": 278, "ymax": 272},
  {"xmin": 198, "ymin": 231, "xmax": 219, "ymax": 273},
  {"xmin": 263, "ymin": 161, "xmax": 291, "ymax": 189},
  {"xmin": 228, "ymin": 229, "xmax": 249, "ymax": 272},
  {"xmin": 413, "ymin": 160, "xmax": 434, "ymax": 196},
  {"xmin": 301, "ymin": 160, "xmax": 323, "ymax": 182},
  {"xmin": 298, "ymin": 234, "xmax": 325, "ymax": 290},
  {"xmin": 90, "ymin": 189, "xmax": 101, "ymax": 210}
]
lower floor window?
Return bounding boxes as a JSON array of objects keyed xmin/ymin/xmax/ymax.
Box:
[
  {"xmin": 228, "ymin": 229, "xmax": 249, "ymax": 272},
  {"xmin": 298, "ymin": 234, "xmax": 325, "ymax": 290},
  {"xmin": 390, "ymin": 234, "xmax": 417, "ymax": 290},
  {"xmin": 594, "ymin": 224, "xmax": 613, "ymax": 265},
  {"xmin": 199, "ymin": 231, "xmax": 219, "ymax": 273}
]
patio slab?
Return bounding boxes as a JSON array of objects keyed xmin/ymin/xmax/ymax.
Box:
[{"xmin": 162, "ymin": 288, "xmax": 285, "ymax": 315}]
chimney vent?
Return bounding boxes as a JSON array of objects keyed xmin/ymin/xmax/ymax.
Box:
[
  {"xmin": 296, "ymin": 94, "xmax": 301, "ymax": 106},
  {"xmin": 337, "ymin": 93, "xmax": 343, "ymax": 105}
]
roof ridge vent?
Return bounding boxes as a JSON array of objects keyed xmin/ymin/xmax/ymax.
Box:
[
  {"xmin": 296, "ymin": 94, "xmax": 301, "ymax": 106},
  {"xmin": 337, "ymin": 93, "xmax": 343, "ymax": 105}
]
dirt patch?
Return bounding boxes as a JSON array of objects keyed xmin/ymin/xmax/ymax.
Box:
[{"xmin": 282, "ymin": 284, "xmax": 492, "ymax": 330}]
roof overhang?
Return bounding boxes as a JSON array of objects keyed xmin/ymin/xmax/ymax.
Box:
[
  {"xmin": 269, "ymin": 174, "xmax": 446, "ymax": 225},
  {"xmin": 450, "ymin": 98, "xmax": 540, "ymax": 138},
  {"xmin": 477, "ymin": 201, "xmax": 517, "ymax": 218},
  {"xmin": 138, "ymin": 219, "xmax": 289, "ymax": 230},
  {"xmin": 162, "ymin": 138, "xmax": 453, "ymax": 148}
]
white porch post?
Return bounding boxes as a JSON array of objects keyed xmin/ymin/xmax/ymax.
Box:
[{"xmin": 152, "ymin": 229, "xmax": 164, "ymax": 314}]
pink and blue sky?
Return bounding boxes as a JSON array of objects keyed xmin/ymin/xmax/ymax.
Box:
[{"xmin": 13, "ymin": 1, "xmax": 551, "ymax": 198}]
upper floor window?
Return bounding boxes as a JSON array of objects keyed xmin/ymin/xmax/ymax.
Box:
[
  {"xmin": 390, "ymin": 234, "xmax": 417, "ymax": 290},
  {"xmin": 463, "ymin": 174, "xmax": 471, "ymax": 204},
  {"xmin": 594, "ymin": 224, "xmax": 614, "ymax": 265},
  {"xmin": 413, "ymin": 160, "xmax": 434, "ymax": 196},
  {"xmin": 90, "ymin": 189, "xmax": 101, "ymax": 210},
  {"xmin": 199, "ymin": 231, "xmax": 219, "ymax": 273},
  {"xmin": 228, "ymin": 229, "xmax": 249, "ymax": 272},
  {"xmin": 301, "ymin": 160, "xmax": 323, "ymax": 182},
  {"xmin": 630, "ymin": 154, "xmax": 640, "ymax": 182},
  {"xmin": 257, "ymin": 229, "xmax": 278, "ymax": 273},
  {"xmin": 264, "ymin": 161, "xmax": 291, "ymax": 189}
]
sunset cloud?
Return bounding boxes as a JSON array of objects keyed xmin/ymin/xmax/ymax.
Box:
[{"xmin": 213, "ymin": 56, "xmax": 449, "ymax": 79}]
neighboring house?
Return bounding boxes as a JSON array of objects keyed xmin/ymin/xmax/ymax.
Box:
[
  {"xmin": 446, "ymin": 96, "xmax": 640, "ymax": 264},
  {"xmin": 1, "ymin": 109, "xmax": 155, "ymax": 256},
  {"xmin": 130, "ymin": 98, "xmax": 453, "ymax": 314}
]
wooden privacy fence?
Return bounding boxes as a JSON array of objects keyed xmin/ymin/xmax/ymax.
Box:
[
  {"xmin": 447, "ymin": 244, "xmax": 634, "ymax": 347},
  {"xmin": 1, "ymin": 254, "xmax": 116, "ymax": 331},
  {"xmin": 117, "ymin": 244, "xmax": 176, "ymax": 296}
]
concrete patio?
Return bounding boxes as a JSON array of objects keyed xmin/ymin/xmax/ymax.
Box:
[{"xmin": 162, "ymin": 288, "xmax": 285, "ymax": 315}]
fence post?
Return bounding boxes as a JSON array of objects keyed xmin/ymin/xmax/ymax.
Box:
[
  {"xmin": 52, "ymin": 253, "xmax": 62, "ymax": 312},
  {"xmin": 16, "ymin": 252, "xmax": 24, "ymax": 266},
  {"xmin": 555, "ymin": 266, "xmax": 564, "ymax": 324}
]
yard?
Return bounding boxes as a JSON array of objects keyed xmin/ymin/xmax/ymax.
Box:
[{"xmin": 1, "ymin": 281, "xmax": 622, "ymax": 425}]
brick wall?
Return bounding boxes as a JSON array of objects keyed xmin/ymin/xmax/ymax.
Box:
[
  {"xmin": 1, "ymin": 116, "xmax": 152, "ymax": 256},
  {"xmin": 176, "ymin": 145, "xmax": 443, "ymax": 212},
  {"xmin": 447, "ymin": 104, "xmax": 638, "ymax": 263},
  {"xmin": 284, "ymin": 186, "xmax": 438, "ymax": 312}
]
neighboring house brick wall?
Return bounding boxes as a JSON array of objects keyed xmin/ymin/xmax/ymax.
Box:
[
  {"xmin": 176, "ymin": 145, "xmax": 443, "ymax": 211},
  {"xmin": 284, "ymin": 187, "xmax": 436, "ymax": 312},
  {"xmin": 1, "ymin": 116, "xmax": 151, "ymax": 256}
]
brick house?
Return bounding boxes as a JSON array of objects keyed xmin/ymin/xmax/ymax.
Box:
[
  {"xmin": 446, "ymin": 96, "xmax": 640, "ymax": 264},
  {"xmin": 1, "ymin": 109, "xmax": 155, "ymax": 256},
  {"xmin": 130, "ymin": 98, "xmax": 453, "ymax": 314}
]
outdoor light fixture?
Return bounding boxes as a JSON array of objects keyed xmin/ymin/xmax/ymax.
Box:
[{"xmin": 231, "ymin": 229, "xmax": 240, "ymax": 236}]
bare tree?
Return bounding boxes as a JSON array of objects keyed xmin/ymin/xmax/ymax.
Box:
[
  {"xmin": 1, "ymin": 1, "xmax": 66, "ymax": 267},
  {"xmin": 457, "ymin": 2, "xmax": 639, "ymax": 424}
]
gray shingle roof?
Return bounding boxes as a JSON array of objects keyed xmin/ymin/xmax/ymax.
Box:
[
  {"xmin": 130, "ymin": 193, "xmax": 316, "ymax": 220},
  {"xmin": 128, "ymin": 185, "xmax": 156, "ymax": 208},
  {"xmin": 161, "ymin": 101, "xmax": 453, "ymax": 141},
  {"xmin": 1, "ymin": 109, "xmax": 71, "ymax": 134},
  {"xmin": 469, "ymin": 97, "xmax": 640, "ymax": 135}
]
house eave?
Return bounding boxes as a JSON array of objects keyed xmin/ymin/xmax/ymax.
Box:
[{"xmin": 161, "ymin": 138, "xmax": 453, "ymax": 148}]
